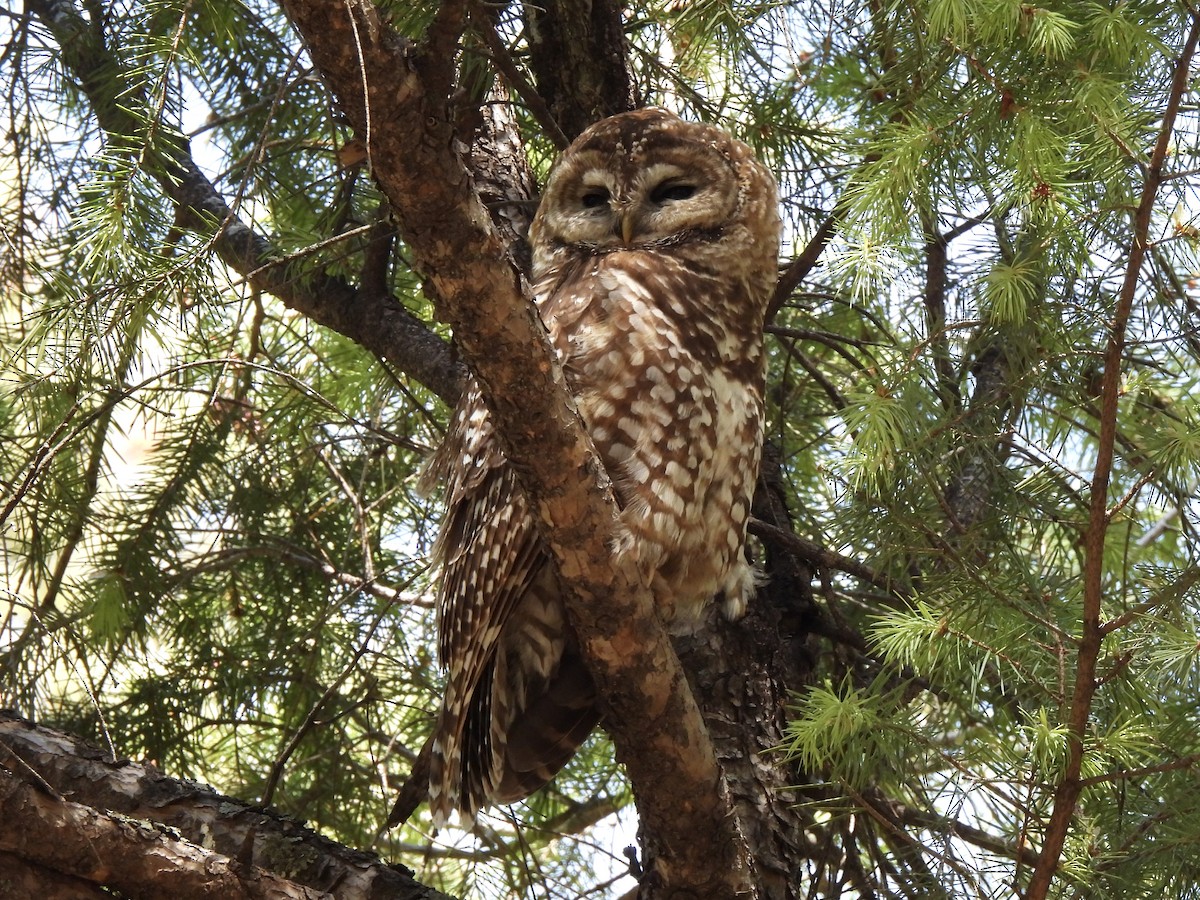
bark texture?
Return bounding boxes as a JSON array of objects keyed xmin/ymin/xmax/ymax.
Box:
[
  {"xmin": 0, "ymin": 852, "xmax": 112, "ymax": 899},
  {"xmin": 0, "ymin": 712, "xmax": 449, "ymax": 899},
  {"xmin": 522, "ymin": 0, "xmax": 640, "ymax": 139},
  {"xmin": 674, "ymin": 445, "xmax": 819, "ymax": 900}
]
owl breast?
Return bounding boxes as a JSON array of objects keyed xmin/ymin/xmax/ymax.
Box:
[{"xmin": 537, "ymin": 250, "xmax": 765, "ymax": 628}]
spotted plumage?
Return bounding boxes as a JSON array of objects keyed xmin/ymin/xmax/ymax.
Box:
[{"xmin": 424, "ymin": 108, "xmax": 780, "ymax": 824}]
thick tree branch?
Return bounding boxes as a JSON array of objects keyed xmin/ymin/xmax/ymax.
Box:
[
  {"xmin": 277, "ymin": 2, "xmax": 747, "ymax": 895},
  {"xmin": 29, "ymin": 0, "xmax": 464, "ymax": 405},
  {"xmin": 461, "ymin": 77, "xmax": 540, "ymax": 276},
  {"xmin": 941, "ymin": 254, "xmax": 1035, "ymax": 539},
  {"xmin": 0, "ymin": 712, "xmax": 446, "ymax": 899},
  {"xmin": 470, "ymin": 5, "xmax": 571, "ymax": 151},
  {"xmin": 672, "ymin": 445, "xmax": 820, "ymax": 900},
  {"xmin": 921, "ymin": 218, "xmax": 961, "ymax": 412},
  {"xmin": 521, "ymin": 0, "xmax": 639, "ymax": 140},
  {"xmin": 0, "ymin": 772, "xmax": 323, "ymax": 900},
  {"xmin": 1024, "ymin": 14, "xmax": 1200, "ymax": 898},
  {"xmin": 942, "ymin": 338, "xmax": 1018, "ymax": 535}
]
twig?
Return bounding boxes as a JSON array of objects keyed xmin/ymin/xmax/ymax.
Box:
[
  {"xmin": 768, "ymin": 210, "xmax": 838, "ymax": 322},
  {"xmin": 1077, "ymin": 754, "xmax": 1200, "ymax": 788},
  {"xmin": 749, "ymin": 518, "xmax": 895, "ymax": 594},
  {"xmin": 260, "ymin": 574, "xmax": 407, "ymax": 808},
  {"xmin": 385, "ymin": 732, "xmax": 433, "ymax": 828}
]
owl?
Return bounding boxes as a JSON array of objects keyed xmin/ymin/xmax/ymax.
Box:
[{"xmin": 423, "ymin": 108, "xmax": 780, "ymax": 824}]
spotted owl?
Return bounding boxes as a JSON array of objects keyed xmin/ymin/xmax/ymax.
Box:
[{"xmin": 423, "ymin": 108, "xmax": 780, "ymax": 824}]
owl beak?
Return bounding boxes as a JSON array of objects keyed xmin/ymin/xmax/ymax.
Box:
[{"xmin": 618, "ymin": 211, "xmax": 635, "ymax": 245}]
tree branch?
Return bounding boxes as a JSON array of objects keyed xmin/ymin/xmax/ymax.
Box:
[
  {"xmin": 470, "ymin": 4, "xmax": 571, "ymax": 151},
  {"xmin": 768, "ymin": 210, "xmax": 838, "ymax": 322},
  {"xmin": 277, "ymin": 2, "xmax": 747, "ymax": 895},
  {"xmin": 668, "ymin": 444, "xmax": 819, "ymax": 900},
  {"xmin": 0, "ymin": 851, "xmax": 113, "ymax": 899},
  {"xmin": 0, "ymin": 772, "xmax": 323, "ymax": 900},
  {"xmin": 1024, "ymin": 14, "xmax": 1200, "ymax": 897},
  {"xmin": 750, "ymin": 517, "xmax": 895, "ymax": 595},
  {"xmin": 921, "ymin": 217, "xmax": 961, "ymax": 412},
  {"xmin": 0, "ymin": 712, "xmax": 447, "ymax": 899},
  {"xmin": 29, "ymin": 0, "xmax": 464, "ymax": 405}
]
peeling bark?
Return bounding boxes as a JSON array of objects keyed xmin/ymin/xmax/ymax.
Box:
[{"xmin": 0, "ymin": 771, "xmax": 328, "ymax": 900}]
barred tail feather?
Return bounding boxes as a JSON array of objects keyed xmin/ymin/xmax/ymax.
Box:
[{"xmin": 494, "ymin": 650, "xmax": 600, "ymax": 804}]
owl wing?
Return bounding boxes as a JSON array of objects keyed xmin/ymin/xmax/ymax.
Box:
[
  {"xmin": 423, "ymin": 384, "xmax": 546, "ymax": 823},
  {"xmin": 424, "ymin": 376, "xmax": 602, "ymax": 823}
]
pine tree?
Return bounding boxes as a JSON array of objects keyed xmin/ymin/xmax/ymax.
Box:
[{"xmin": 3, "ymin": 0, "xmax": 1200, "ymax": 897}]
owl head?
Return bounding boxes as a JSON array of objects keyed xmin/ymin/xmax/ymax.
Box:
[{"xmin": 530, "ymin": 108, "xmax": 779, "ymax": 272}]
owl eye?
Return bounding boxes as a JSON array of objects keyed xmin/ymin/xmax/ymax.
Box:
[
  {"xmin": 650, "ymin": 182, "xmax": 697, "ymax": 204},
  {"xmin": 581, "ymin": 188, "xmax": 610, "ymax": 209}
]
